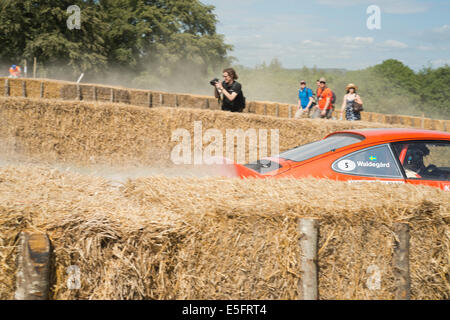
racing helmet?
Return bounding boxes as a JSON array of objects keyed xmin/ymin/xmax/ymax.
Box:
[{"xmin": 404, "ymin": 144, "xmax": 429, "ymax": 172}]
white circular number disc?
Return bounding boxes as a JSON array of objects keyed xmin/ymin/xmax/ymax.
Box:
[{"xmin": 337, "ymin": 159, "xmax": 356, "ymax": 171}]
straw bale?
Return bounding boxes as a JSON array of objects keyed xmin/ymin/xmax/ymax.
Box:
[
  {"xmin": 129, "ymin": 90, "xmax": 149, "ymax": 107},
  {"xmin": 113, "ymin": 88, "xmax": 130, "ymax": 104},
  {"xmin": 43, "ymin": 81, "xmax": 65, "ymax": 99},
  {"xmin": 0, "ymin": 166, "xmax": 448, "ymax": 300},
  {"xmin": 8, "ymin": 79, "xmax": 24, "ymax": 97},
  {"xmin": 96, "ymin": 86, "xmax": 113, "ymax": 103},
  {"xmin": 25, "ymin": 80, "xmax": 43, "ymax": 98},
  {"xmin": 60, "ymin": 84, "xmax": 78, "ymax": 100},
  {"xmin": 0, "ymin": 96, "xmax": 404, "ymax": 167}
]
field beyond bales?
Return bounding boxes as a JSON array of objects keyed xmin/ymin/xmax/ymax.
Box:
[
  {"xmin": 0, "ymin": 96, "xmax": 400, "ymax": 166},
  {"xmin": 0, "ymin": 165, "xmax": 448, "ymax": 299}
]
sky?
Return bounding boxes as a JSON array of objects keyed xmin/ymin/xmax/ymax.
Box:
[{"xmin": 200, "ymin": 0, "xmax": 450, "ymax": 71}]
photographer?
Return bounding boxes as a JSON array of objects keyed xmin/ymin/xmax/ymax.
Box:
[{"xmin": 212, "ymin": 68, "xmax": 245, "ymax": 112}]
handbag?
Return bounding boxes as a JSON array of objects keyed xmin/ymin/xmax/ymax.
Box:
[{"xmin": 352, "ymin": 100, "xmax": 364, "ymax": 112}]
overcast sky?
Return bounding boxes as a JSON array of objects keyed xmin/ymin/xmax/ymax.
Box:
[{"xmin": 200, "ymin": 0, "xmax": 450, "ymax": 70}]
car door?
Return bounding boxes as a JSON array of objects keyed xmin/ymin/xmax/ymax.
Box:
[
  {"xmin": 330, "ymin": 143, "xmax": 406, "ymax": 184},
  {"xmin": 391, "ymin": 141, "xmax": 450, "ymax": 191}
]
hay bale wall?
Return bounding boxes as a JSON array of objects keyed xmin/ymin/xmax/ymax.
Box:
[
  {"xmin": 0, "ymin": 77, "xmax": 448, "ymax": 131},
  {"xmin": 0, "ymin": 168, "xmax": 448, "ymax": 300},
  {"xmin": 0, "ymin": 96, "xmax": 397, "ymax": 166}
]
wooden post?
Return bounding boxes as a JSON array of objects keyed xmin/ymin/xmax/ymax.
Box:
[
  {"xmin": 76, "ymin": 85, "xmax": 81, "ymax": 101},
  {"xmin": 14, "ymin": 232, "xmax": 51, "ymax": 300},
  {"xmin": 264, "ymin": 104, "xmax": 267, "ymax": 116},
  {"xmin": 5, "ymin": 79, "xmax": 10, "ymax": 96},
  {"xmin": 33, "ymin": 57, "xmax": 37, "ymax": 78},
  {"xmin": 40, "ymin": 82, "xmax": 44, "ymax": 98},
  {"xmin": 275, "ymin": 104, "xmax": 279, "ymax": 117},
  {"xmin": 393, "ymin": 222, "xmax": 410, "ymax": 300},
  {"xmin": 288, "ymin": 105, "xmax": 292, "ymax": 118},
  {"xmin": 24, "ymin": 59, "xmax": 28, "ymax": 78},
  {"xmin": 159, "ymin": 93, "xmax": 164, "ymax": 106},
  {"xmin": 110, "ymin": 88, "xmax": 114, "ymax": 103},
  {"xmin": 298, "ymin": 218, "xmax": 319, "ymax": 300},
  {"xmin": 175, "ymin": 94, "xmax": 179, "ymax": 107},
  {"xmin": 22, "ymin": 80, "xmax": 27, "ymax": 97},
  {"xmin": 204, "ymin": 98, "xmax": 210, "ymax": 109},
  {"xmin": 93, "ymin": 86, "xmax": 97, "ymax": 101},
  {"xmin": 148, "ymin": 92, "xmax": 153, "ymax": 108},
  {"xmin": 421, "ymin": 113, "xmax": 425, "ymax": 129}
]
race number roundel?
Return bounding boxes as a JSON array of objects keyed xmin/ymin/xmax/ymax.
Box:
[{"xmin": 337, "ymin": 159, "xmax": 356, "ymax": 171}]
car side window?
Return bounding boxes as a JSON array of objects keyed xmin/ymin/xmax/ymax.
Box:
[
  {"xmin": 332, "ymin": 144, "xmax": 403, "ymax": 178},
  {"xmin": 391, "ymin": 141, "xmax": 450, "ymax": 181}
]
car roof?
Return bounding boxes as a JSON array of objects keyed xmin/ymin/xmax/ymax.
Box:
[{"xmin": 326, "ymin": 128, "xmax": 450, "ymax": 143}]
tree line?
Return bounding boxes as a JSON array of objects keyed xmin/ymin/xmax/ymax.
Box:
[
  {"xmin": 0, "ymin": 0, "xmax": 232, "ymax": 86},
  {"xmin": 237, "ymin": 59, "xmax": 450, "ymax": 120},
  {"xmin": 0, "ymin": 1, "xmax": 448, "ymax": 119}
]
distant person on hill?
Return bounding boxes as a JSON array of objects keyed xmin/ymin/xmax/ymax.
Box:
[
  {"xmin": 294, "ymin": 80, "xmax": 314, "ymax": 118},
  {"xmin": 340, "ymin": 83, "xmax": 363, "ymax": 121},
  {"xmin": 312, "ymin": 77, "xmax": 333, "ymax": 119},
  {"xmin": 9, "ymin": 64, "xmax": 21, "ymax": 78},
  {"xmin": 214, "ymin": 67, "xmax": 245, "ymax": 113}
]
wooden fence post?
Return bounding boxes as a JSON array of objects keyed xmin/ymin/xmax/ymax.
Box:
[
  {"xmin": 264, "ymin": 104, "xmax": 267, "ymax": 116},
  {"xmin": 148, "ymin": 92, "xmax": 153, "ymax": 108},
  {"xmin": 288, "ymin": 105, "xmax": 292, "ymax": 118},
  {"xmin": 22, "ymin": 80, "xmax": 27, "ymax": 97},
  {"xmin": 110, "ymin": 88, "xmax": 114, "ymax": 103},
  {"xmin": 159, "ymin": 93, "xmax": 164, "ymax": 106},
  {"xmin": 393, "ymin": 222, "xmax": 410, "ymax": 300},
  {"xmin": 298, "ymin": 218, "xmax": 319, "ymax": 300},
  {"xmin": 175, "ymin": 94, "xmax": 179, "ymax": 107},
  {"xmin": 275, "ymin": 104, "xmax": 279, "ymax": 117},
  {"xmin": 5, "ymin": 79, "xmax": 10, "ymax": 96},
  {"xmin": 40, "ymin": 82, "xmax": 44, "ymax": 98},
  {"xmin": 15, "ymin": 232, "xmax": 51, "ymax": 300},
  {"xmin": 93, "ymin": 86, "xmax": 97, "ymax": 101},
  {"xmin": 76, "ymin": 85, "xmax": 81, "ymax": 101}
]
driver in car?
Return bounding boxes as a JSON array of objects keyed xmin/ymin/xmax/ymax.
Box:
[{"xmin": 403, "ymin": 144, "xmax": 430, "ymax": 178}]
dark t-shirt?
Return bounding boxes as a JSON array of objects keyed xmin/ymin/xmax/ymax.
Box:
[{"xmin": 221, "ymin": 80, "xmax": 243, "ymax": 112}]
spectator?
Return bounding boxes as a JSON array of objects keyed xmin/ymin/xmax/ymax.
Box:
[
  {"xmin": 9, "ymin": 64, "xmax": 21, "ymax": 78},
  {"xmin": 215, "ymin": 67, "xmax": 245, "ymax": 112},
  {"xmin": 312, "ymin": 77, "xmax": 333, "ymax": 119},
  {"xmin": 340, "ymin": 83, "xmax": 363, "ymax": 121},
  {"xmin": 294, "ymin": 80, "xmax": 314, "ymax": 118}
]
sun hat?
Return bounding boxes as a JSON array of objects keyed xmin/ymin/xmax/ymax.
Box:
[
  {"xmin": 345, "ymin": 83, "xmax": 358, "ymax": 91},
  {"xmin": 319, "ymin": 77, "xmax": 326, "ymax": 83}
]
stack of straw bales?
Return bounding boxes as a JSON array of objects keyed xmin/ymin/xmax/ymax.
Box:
[
  {"xmin": 0, "ymin": 96, "xmax": 400, "ymax": 167},
  {"xmin": 0, "ymin": 166, "xmax": 448, "ymax": 299}
]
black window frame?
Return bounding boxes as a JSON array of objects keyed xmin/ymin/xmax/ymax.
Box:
[{"xmin": 331, "ymin": 143, "xmax": 404, "ymax": 179}]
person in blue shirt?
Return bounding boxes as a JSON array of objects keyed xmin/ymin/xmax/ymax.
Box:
[{"xmin": 294, "ymin": 80, "xmax": 314, "ymax": 118}]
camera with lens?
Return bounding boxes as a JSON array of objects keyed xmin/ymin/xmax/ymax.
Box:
[{"xmin": 209, "ymin": 78, "xmax": 219, "ymax": 86}]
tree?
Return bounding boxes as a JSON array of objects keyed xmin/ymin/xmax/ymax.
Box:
[
  {"xmin": 0, "ymin": 0, "xmax": 232, "ymax": 84},
  {"xmin": 0, "ymin": 0, "xmax": 108, "ymax": 77}
]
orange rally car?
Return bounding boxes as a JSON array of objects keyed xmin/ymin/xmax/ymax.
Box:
[{"xmin": 234, "ymin": 128, "xmax": 450, "ymax": 191}]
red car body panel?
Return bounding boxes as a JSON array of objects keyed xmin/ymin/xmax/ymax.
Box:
[{"xmin": 234, "ymin": 128, "xmax": 450, "ymax": 191}]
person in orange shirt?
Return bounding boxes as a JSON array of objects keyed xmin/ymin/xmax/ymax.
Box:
[
  {"xmin": 9, "ymin": 65, "xmax": 21, "ymax": 78},
  {"xmin": 312, "ymin": 77, "xmax": 333, "ymax": 119}
]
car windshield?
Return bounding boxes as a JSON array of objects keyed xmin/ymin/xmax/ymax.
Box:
[{"xmin": 279, "ymin": 133, "xmax": 365, "ymax": 162}]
